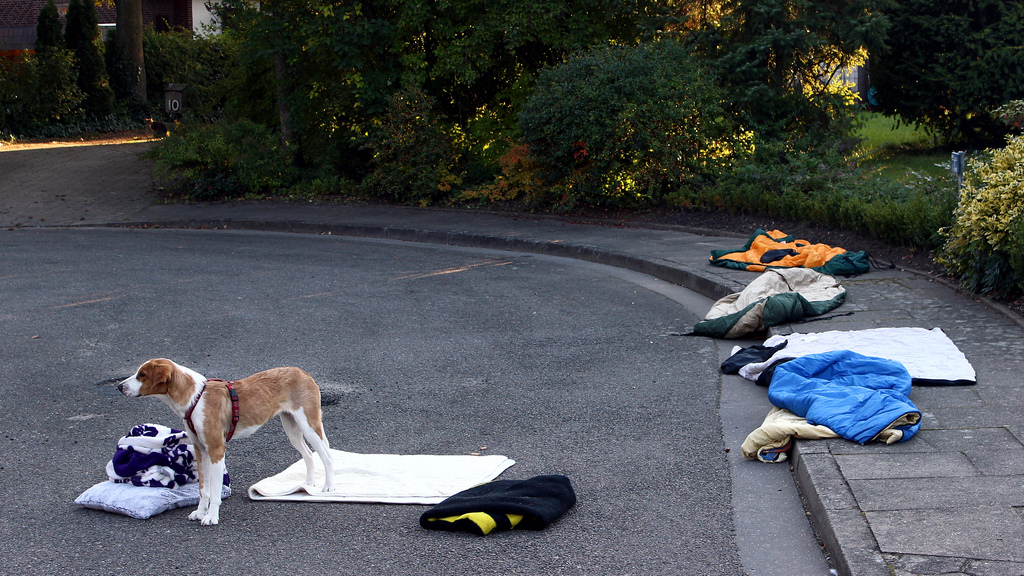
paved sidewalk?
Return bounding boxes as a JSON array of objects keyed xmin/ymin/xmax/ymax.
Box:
[{"xmin": 4, "ymin": 140, "xmax": 1024, "ymax": 576}]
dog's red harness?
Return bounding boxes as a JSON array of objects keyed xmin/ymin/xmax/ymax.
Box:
[{"xmin": 184, "ymin": 379, "xmax": 240, "ymax": 442}]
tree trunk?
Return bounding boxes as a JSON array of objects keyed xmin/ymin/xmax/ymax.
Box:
[
  {"xmin": 115, "ymin": 0, "xmax": 146, "ymax": 103},
  {"xmin": 274, "ymin": 52, "xmax": 303, "ymax": 166}
]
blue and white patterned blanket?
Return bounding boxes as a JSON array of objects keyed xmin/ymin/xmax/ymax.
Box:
[
  {"xmin": 105, "ymin": 424, "xmax": 195, "ymax": 488},
  {"xmin": 104, "ymin": 423, "xmax": 230, "ymax": 489}
]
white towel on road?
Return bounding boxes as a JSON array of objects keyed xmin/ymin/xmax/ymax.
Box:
[{"xmin": 248, "ymin": 449, "xmax": 516, "ymax": 504}]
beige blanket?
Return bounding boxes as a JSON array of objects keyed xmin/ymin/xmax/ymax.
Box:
[{"xmin": 742, "ymin": 407, "xmax": 910, "ymax": 463}]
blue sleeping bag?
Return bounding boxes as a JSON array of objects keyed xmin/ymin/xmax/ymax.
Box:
[{"xmin": 767, "ymin": 350, "xmax": 921, "ymax": 444}]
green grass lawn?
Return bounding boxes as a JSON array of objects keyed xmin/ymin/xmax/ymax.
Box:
[
  {"xmin": 857, "ymin": 111, "xmax": 935, "ymax": 150},
  {"xmin": 854, "ymin": 112, "xmax": 950, "ymax": 181}
]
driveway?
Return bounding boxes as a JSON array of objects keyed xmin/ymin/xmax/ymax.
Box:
[{"xmin": 0, "ymin": 137, "xmax": 158, "ymax": 227}]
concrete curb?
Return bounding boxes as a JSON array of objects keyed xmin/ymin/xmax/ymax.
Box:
[
  {"xmin": 99, "ymin": 217, "xmax": 743, "ymax": 301},
  {"xmin": 792, "ymin": 444, "xmax": 889, "ymax": 576}
]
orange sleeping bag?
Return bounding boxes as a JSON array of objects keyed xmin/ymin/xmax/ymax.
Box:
[{"xmin": 710, "ymin": 229, "xmax": 869, "ymax": 276}]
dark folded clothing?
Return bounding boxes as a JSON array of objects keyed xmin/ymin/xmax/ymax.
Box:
[
  {"xmin": 420, "ymin": 474, "xmax": 576, "ymax": 536},
  {"xmin": 721, "ymin": 341, "xmax": 788, "ymax": 374}
]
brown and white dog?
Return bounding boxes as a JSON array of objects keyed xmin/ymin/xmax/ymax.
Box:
[{"xmin": 117, "ymin": 358, "xmax": 335, "ymax": 525}]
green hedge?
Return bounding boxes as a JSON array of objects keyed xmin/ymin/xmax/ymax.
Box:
[{"xmin": 0, "ymin": 49, "xmax": 84, "ymax": 135}]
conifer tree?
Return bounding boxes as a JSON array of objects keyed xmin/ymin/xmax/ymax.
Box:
[
  {"xmin": 35, "ymin": 0, "xmax": 64, "ymax": 50},
  {"xmin": 65, "ymin": 0, "xmax": 115, "ymax": 117}
]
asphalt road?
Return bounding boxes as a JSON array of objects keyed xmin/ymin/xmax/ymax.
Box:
[{"xmin": 0, "ymin": 227, "xmax": 747, "ymax": 575}]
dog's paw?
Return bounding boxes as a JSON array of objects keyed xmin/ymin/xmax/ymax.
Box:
[
  {"xmin": 189, "ymin": 502, "xmax": 210, "ymax": 521},
  {"xmin": 321, "ymin": 484, "xmax": 336, "ymax": 493},
  {"xmin": 201, "ymin": 512, "xmax": 220, "ymax": 526}
]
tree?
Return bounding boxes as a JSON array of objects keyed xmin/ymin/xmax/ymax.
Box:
[
  {"xmin": 65, "ymin": 0, "xmax": 115, "ymax": 116},
  {"xmin": 690, "ymin": 0, "xmax": 892, "ymax": 143},
  {"xmin": 215, "ymin": 0, "xmax": 661, "ymax": 177},
  {"xmin": 210, "ymin": 0, "xmax": 312, "ymax": 164},
  {"xmin": 870, "ymin": 0, "xmax": 1024, "ymax": 144},
  {"xmin": 114, "ymin": 0, "xmax": 147, "ymax": 103},
  {"xmin": 36, "ymin": 0, "xmax": 64, "ymax": 50}
]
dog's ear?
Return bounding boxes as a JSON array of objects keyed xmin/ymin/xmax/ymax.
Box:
[{"xmin": 139, "ymin": 359, "xmax": 173, "ymax": 395}]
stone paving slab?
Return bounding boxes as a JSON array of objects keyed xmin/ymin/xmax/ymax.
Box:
[
  {"xmin": 851, "ymin": 476, "xmax": 1024, "ymax": 510},
  {"xmin": 870, "ymin": 507, "xmax": 1024, "ymax": 562},
  {"xmin": 834, "ymin": 452, "xmax": 977, "ymax": 479}
]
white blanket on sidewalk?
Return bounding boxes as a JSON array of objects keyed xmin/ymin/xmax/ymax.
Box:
[
  {"xmin": 248, "ymin": 450, "xmax": 515, "ymax": 504},
  {"xmin": 737, "ymin": 327, "xmax": 976, "ymax": 385}
]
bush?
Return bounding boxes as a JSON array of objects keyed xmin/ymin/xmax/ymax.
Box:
[
  {"xmin": 148, "ymin": 119, "xmax": 291, "ymax": 200},
  {"xmin": 993, "ymin": 100, "xmax": 1024, "ymax": 129},
  {"xmin": 938, "ymin": 135, "xmax": 1024, "ymax": 297},
  {"xmin": 2, "ymin": 0, "xmax": 137, "ymax": 138},
  {"xmin": 360, "ymin": 88, "xmax": 461, "ymax": 206},
  {"xmin": 518, "ymin": 40, "xmax": 740, "ymax": 210},
  {"xmin": 457, "ymin": 143, "xmax": 544, "ymax": 205},
  {"xmin": 0, "ymin": 54, "xmax": 26, "ymax": 135},
  {"xmin": 284, "ymin": 169, "xmax": 355, "ymax": 199}
]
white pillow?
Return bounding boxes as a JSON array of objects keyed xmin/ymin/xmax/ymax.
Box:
[{"xmin": 75, "ymin": 481, "xmax": 231, "ymax": 519}]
